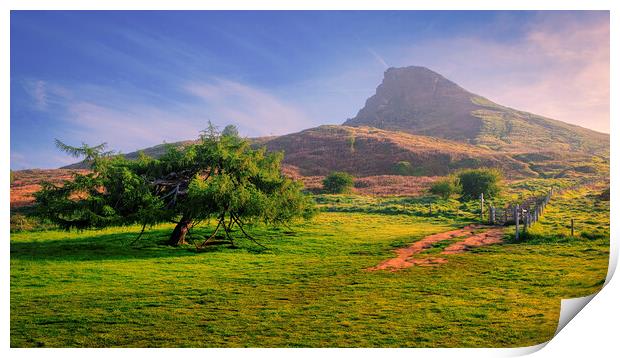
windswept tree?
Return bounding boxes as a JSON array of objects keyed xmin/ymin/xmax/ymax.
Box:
[{"xmin": 35, "ymin": 124, "xmax": 316, "ymax": 247}]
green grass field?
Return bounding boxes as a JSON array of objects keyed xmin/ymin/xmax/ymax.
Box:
[{"xmin": 10, "ymin": 183, "xmax": 609, "ymax": 347}]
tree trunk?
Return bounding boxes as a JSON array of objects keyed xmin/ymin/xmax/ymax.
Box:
[{"xmin": 168, "ymin": 216, "xmax": 191, "ymax": 246}]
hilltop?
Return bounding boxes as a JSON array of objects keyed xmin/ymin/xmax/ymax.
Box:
[{"xmin": 344, "ymin": 66, "xmax": 609, "ymax": 155}]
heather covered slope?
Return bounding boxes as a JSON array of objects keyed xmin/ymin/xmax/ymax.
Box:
[
  {"xmin": 62, "ymin": 124, "xmax": 607, "ymax": 181},
  {"xmin": 343, "ymin": 66, "xmax": 609, "ymax": 155},
  {"xmin": 264, "ymin": 125, "xmax": 535, "ymax": 177}
]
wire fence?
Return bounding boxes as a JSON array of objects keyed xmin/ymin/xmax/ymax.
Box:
[{"xmin": 484, "ymin": 179, "xmax": 598, "ymax": 240}]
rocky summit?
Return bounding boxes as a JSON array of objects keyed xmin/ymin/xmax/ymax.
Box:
[{"xmin": 344, "ymin": 66, "xmax": 609, "ymax": 155}]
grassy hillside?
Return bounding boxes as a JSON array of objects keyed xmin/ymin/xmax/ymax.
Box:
[
  {"xmin": 471, "ymin": 97, "xmax": 610, "ymax": 155},
  {"xmin": 11, "ymin": 181, "xmax": 608, "ymax": 347}
]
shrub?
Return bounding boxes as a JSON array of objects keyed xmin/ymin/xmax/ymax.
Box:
[
  {"xmin": 347, "ymin": 135, "xmax": 356, "ymax": 153},
  {"xmin": 393, "ymin": 161, "xmax": 413, "ymax": 176},
  {"xmin": 10, "ymin": 214, "xmax": 37, "ymax": 232},
  {"xmin": 430, "ymin": 177, "xmax": 461, "ymax": 199},
  {"xmin": 323, "ymin": 172, "xmax": 354, "ymax": 194},
  {"xmin": 457, "ymin": 168, "xmax": 503, "ymax": 200}
]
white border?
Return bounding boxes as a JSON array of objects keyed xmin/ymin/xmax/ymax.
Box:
[{"xmin": 2, "ymin": 1, "xmax": 617, "ymax": 357}]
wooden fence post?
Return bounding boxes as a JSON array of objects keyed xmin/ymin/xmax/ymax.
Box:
[
  {"xmin": 480, "ymin": 193, "xmax": 484, "ymax": 222},
  {"xmin": 515, "ymin": 204, "xmax": 520, "ymax": 240}
]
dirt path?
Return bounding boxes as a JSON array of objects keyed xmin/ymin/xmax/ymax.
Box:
[{"xmin": 367, "ymin": 225, "xmax": 505, "ymax": 271}]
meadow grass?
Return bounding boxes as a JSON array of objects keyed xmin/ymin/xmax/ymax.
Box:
[
  {"xmin": 10, "ymin": 185, "xmax": 609, "ymax": 347},
  {"xmin": 521, "ymin": 183, "xmax": 609, "ymax": 242}
]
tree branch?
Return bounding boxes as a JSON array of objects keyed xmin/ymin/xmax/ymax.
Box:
[
  {"xmin": 231, "ymin": 213, "xmax": 267, "ymax": 249},
  {"xmin": 220, "ymin": 214, "xmax": 236, "ymax": 246},
  {"xmin": 197, "ymin": 217, "xmax": 224, "ymax": 248},
  {"xmin": 128, "ymin": 222, "xmax": 148, "ymax": 246}
]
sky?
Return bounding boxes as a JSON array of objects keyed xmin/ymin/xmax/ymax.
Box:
[{"xmin": 10, "ymin": 10, "xmax": 609, "ymax": 169}]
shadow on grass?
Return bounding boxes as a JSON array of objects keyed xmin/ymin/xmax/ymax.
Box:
[
  {"xmin": 10, "ymin": 228, "xmax": 207, "ymax": 262},
  {"xmin": 504, "ymin": 230, "xmax": 608, "ymax": 245},
  {"xmin": 10, "ymin": 226, "xmax": 274, "ymax": 262}
]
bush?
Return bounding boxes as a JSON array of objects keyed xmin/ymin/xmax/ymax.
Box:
[
  {"xmin": 10, "ymin": 214, "xmax": 37, "ymax": 232},
  {"xmin": 323, "ymin": 172, "xmax": 354, "ymax": 194},
  {"xmin": 457, "ymin": 168, "xmax": 503, "ymax": 200},
  {"xmin": 393, "ymin": 161, "xmax": 413, "ymax": 176},
  {"xmin": 430, "ymin": 177, "xmax": 461, "ymax": 199}
]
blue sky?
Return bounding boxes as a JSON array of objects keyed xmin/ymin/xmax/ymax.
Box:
[{"xmin": 10, "ymin": 11, "xmax": 609, "ymax": 169}]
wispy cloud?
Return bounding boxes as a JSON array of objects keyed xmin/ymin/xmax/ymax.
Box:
[
  {"xmin": 62, "ymin": 101, "xmax": 204, "ymax": 151},
  {"xmin": 32, "ymin": 80, "xmax": 48, "ymax": 110},
  {"xmin": 184, "ymin": 79, "xmax": 312, "ymax": 136},
  {"xmin": 22, "ymin": 79, "xmax": 74, "ymax": 111},
  {"xmin": 22, "ymin": 79, "xmax": 50, "ymax": 110},
  {"xmin": 22, "ymin": 77, "xmax": 314, "ymax": 157},
  {"xmin": 398, "ymin": 13, "xmax": 609, "ymax": 133}
]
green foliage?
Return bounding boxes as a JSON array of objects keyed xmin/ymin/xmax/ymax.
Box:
[
  {"xmin": 347, "ymin": 135, "xmax": 356, "ymax": 153},
  {"xmin": 221, "ymin": 124, "xmax": 239, "ymax": 138},
  {"xmin": 392, "ymin": 161, "xmax": 427, "ymax": 176},
  {"xmin": 393, "ymin": 161, "xmax": 413, "ymax": 175},
  {"xmin": 322, "ymin": 172, "xmax": 354, "ymax": 194},
  {"xmin": 429, "ymin": 177, "xmax": 461, "ymax": 199},
  {"xmin": 54, "ymin": 139, "xmax": 112, "ymax": 162},
  {"xmin": 35, "ymin": 124, "xmax": 316, "ymax": 245},
  {"xmin": 457, "ymin": 168, "xmax": 503, "ymax": 200}
]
